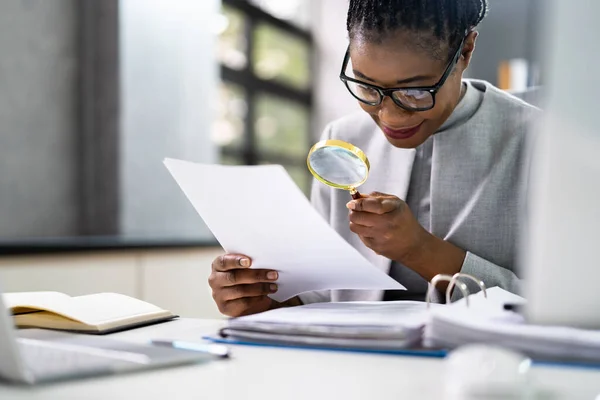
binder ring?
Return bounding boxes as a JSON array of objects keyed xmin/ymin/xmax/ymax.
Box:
[
  {"xmin": 447, "ymin": 273, "xmax": 487, "ymax": 303},
  {"xmin": 426, "ymin": 274, "xmax": 469, "ymax": 308},
  {"xmin": 425, "ymin": 273, "xmax": 488, "ymax": 308}
]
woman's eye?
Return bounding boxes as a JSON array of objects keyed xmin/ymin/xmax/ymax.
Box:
[
  {"xmin": 404, "ymin": 90, "xmax": 429, "ymax": 100},
  {"xmin": 357, "ymin": 85, "xmax": 377, "ymax": 95}
]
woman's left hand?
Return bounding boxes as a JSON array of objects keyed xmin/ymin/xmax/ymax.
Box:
[
  {"xmin": 347, "ymin": 191, "xmax": 466, "ymax": 280},
  {"xmin": 347, "ymin": 192, "xmax": 429, "ymax": 264}
]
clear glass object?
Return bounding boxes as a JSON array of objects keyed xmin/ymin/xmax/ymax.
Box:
[{"xmin": 307, "ymin": 140, "xmax": 370, "ymax": 199}]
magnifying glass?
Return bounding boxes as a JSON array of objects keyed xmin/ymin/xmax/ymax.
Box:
[{"xmin": 307, "ymin": 140, "xmax": 370, "ymax": 200}]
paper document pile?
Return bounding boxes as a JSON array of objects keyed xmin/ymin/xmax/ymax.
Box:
[
  {"xmin": 222, "ymin": 301, "xmax": 440, "ymax": 349},
  {"xmin": 221, "ymin": 287, "xmax": 600, "ymax": 364}
]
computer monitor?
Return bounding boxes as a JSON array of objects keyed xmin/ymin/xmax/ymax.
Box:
[{"xmin": 523, "ymin": 0, "xmax": 600, "ymax": 328}]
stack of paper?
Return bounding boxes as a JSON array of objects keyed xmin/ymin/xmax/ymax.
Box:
[
  {"xmin": 220, "ymin": 288, "xmax": 522, "ymax": 351},
  {"xmin": 424, "ymin": 289, "xmax": 600, "ymax": 363},
  {"xmin": 221, "ymin": 301, "xmax": 442, "ymax": 350},
  {"xmin": 219, "ymin": 286, "xmax": 600, "ymax": 364}
]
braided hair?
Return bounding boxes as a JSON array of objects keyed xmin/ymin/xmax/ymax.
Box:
[{"xmin": 347, "ymin": 0, "xmax": 489, "ymax": 60}]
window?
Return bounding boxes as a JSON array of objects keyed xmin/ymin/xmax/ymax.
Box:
[{"xmin": 215, "ymin": 0, "xmax": 313, "ymax": 194}]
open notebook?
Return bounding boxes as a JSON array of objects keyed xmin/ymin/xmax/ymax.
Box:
[{"xmin": 3, "ymin": 291, "xmax": 177, "ymax": 334}]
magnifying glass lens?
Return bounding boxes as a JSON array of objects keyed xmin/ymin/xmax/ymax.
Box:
[
  {"xmin": 308, "ymin": 147, "xmax": 367, "ymax": 186},
  {"xmin": 307, "ymin": 140, "xmax": 370, "ymax": 199}
]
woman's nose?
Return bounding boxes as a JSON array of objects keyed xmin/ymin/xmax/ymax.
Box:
[{"xmin": 378, "ymin": 96, "xmax": 413, "ymax": 125}]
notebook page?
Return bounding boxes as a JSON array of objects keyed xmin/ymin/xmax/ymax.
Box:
[
  {"xmin": 3, "ymin": 292, "xmax": 72, "ymax": 313},
  {"xmin": 164, "ymin": 158, "xmax": 405, "ymax": 302},
  {"xmin": 64, "ymin": 293, "xmax": 169, "ymax": 325},
  {"xmin": 7, "ymin": 293, "xmax": 168, "ymax": 326}
]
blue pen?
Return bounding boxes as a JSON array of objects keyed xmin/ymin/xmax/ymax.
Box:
[{"xmin": 151, "ymin": 339, "xmax": 230, "ymax": 358}]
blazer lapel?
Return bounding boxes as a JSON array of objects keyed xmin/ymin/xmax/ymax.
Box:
[
  {"xmin": 360, "ymin": 134, "xmax": 416, "ymax": 202},
  {"xmin": 362, "ymin": 136, "xmax": 416, "ymax": 274},
  {"xmin": 333, "ymin": 132, "xmax": 416, "ymax": 302},
  {"xmin": 430, "ymin": 130, "xmax": 482, "ymax": 241}
]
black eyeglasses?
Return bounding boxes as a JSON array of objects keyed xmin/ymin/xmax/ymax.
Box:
[{"xmin": 339, "ymin": 35, "xmax": 466, "ymax": 112}]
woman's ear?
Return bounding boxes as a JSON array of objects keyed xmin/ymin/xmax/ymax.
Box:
[{"xmin": 461, "ymin": 31, "xmax": 479, "ymax": 68}]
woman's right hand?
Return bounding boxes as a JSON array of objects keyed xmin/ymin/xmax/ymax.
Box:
[{"xmin": 209, "ymin": 254, "xmax": 279, "ymax": 317}]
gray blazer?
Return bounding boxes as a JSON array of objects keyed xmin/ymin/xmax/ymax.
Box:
[{"xmin": 300, "ymin": 80, "xmax": 540, "ymax": 304}]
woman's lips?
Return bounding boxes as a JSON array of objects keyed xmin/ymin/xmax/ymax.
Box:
[{"xmin": 381, "ymin": 122, "xmax": 424, "ymax": 140}]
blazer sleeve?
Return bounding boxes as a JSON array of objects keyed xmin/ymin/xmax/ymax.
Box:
[
  {"xmin": 457, "ymin": 252, "xmax": 522, "ymax": 299},
  {"xmin": 452, "ymin": 100, "xmax": 542, "ymax": 301},
  {"xmin": 297, "ymin": 124, "xmax": 334, "ymax": 305},
  {"xmin": 453, "ymin": 106, "xmax": 539, "ymax": 300}
]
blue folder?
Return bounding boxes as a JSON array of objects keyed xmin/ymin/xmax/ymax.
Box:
[{"xmin": 203, "ymin": 335, "xmax": 448, "ymax": 358}]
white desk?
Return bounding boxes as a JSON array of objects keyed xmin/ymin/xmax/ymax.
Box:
[{"xmin": 1, "ymin": 318, "xmax": 599, "ymax": 399}]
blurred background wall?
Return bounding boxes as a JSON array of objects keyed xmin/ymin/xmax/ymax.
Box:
[
  {"xmin": 119, "ymin": 0, "xmax": 218, "ymax": 240},
  {"xmin": 0, "ymin": 1, "xmax": 79, "ymax": 238}
]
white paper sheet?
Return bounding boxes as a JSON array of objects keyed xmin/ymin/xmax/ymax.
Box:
[{"xmin": 164, "ymin": 158, "xmax": 404, "ymax": 301}]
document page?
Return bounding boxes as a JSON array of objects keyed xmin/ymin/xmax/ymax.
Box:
[{"xmin": 164, "ymin": 158, "xmax": 404, "ymax": 301}]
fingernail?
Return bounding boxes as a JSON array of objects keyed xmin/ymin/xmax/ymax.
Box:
[
  {"xmin": 239, "ymin": 258, "xmax": 250, "ymax": 267},
  {"xmin": 269, "ymin": 284, "xmax": 278, "ymax": 292},
  {"xmin": 267, "ymin": 271, "xmax": 278, "ymax": 280},
  {"xmin": 346, "ymin": 201, "xmax": 355, "ymax": 210}
]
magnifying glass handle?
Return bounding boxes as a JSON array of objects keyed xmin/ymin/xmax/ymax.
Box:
[{"xmin": 350, "ymin": 190, "xmax": 361, "ymax": 200}]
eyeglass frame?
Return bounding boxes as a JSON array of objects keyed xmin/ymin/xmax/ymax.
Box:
[{"xmin": 339, "ymin": 34, "xmax": 467, "ymax": 112}]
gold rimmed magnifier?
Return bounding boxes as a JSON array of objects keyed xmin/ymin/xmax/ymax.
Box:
[{"xmin": 307, "ymin": 140, "xmax": 370, "ymax": 200}]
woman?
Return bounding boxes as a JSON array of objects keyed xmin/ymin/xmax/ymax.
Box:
[{"xmin": 208, "ymin": 0, "xmax": 539, "ymax": 316}]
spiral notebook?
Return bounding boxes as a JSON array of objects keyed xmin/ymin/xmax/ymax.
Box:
[{"xmin": 208, "ymin": 273, "xmax": 600, "ymax": 368}]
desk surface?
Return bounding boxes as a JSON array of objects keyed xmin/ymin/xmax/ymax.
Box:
[{"xmin": 1, "ymin": 318, "xmax": 599, "ymax": 400}]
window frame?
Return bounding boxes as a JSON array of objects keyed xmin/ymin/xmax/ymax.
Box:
[{"xmin": 220, "ymin": 0, "xmax": 314, "ymax": 174}]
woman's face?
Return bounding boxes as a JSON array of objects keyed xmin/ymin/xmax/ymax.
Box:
[{"xmin": 349, "ymin": 31, "xmax": 477, "ymax": 149}]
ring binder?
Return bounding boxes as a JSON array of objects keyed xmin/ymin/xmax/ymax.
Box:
[{"xmin": 426, "ymin": 273, "xmax": 488, "ymax": 308}]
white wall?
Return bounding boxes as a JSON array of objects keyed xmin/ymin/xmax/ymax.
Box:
[
  {"xmin": 119, "ymin": 0, "xmax": 220, "ymax": 240},
  {"xmin": 465, "ymin": 0, "xmax": 534, "ymax": 85},
  {"xmin": 0, "ymin": 0, "xmax": 78, "ymax": 239},
  {"xmin": 312, "ymin": 0, "xmax": 361, "ymax": 139}
]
